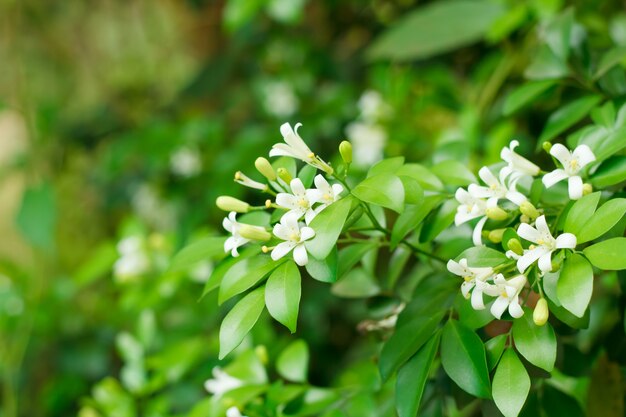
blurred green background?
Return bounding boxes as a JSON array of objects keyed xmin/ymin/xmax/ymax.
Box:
[{"xmin": 2, "ymin": 0, "xmax": 626, "ymax": 416}]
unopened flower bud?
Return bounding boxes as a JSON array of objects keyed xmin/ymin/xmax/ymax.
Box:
[
  {"xmin": 507, "ymin": 238, "xmax": 523, "ymax": 256},
  {"xmin": 238, "ymin": 224, "xmax": 271, "ymax": 241},
  {"xmin": 261, "ymin": 245, "xmax": 270, "ymax": 253},
  {"xmin": 255, "ymin": 157, "xmax": 276, "ymax": 181},
  {"xmin": 520, "ymin": 214, "xmax": 530, "ymax": 224},
  {"xmin": 339, "ymin": 140, "xmax": 353, "ymax": 164},
  {"xmin": 533, "ymin": 298, "xmax": 549, "ymax": 326},
  {"xmin": 216, "ymin": 196, "xmax": 250, "ymax": 213},
  {"xmin": 582, "ymin": 183, "xmax": 593, "ymax": 196},
  {"xmin": 542, "ymin": 141, "xmax": 552, "ymax": 153},
  {"xmin": 255, "ymin": 345, "xmax": 269, "ymax": 365},
  {"xmin": 520, "ymin": 201, "xmax": 540, "ymax": 220},
  {"xmin": 277, "ymin": 167, "xmax": 293, "ymax": 183},
  {"xmin": 488, "ymin": 229, "xmax": 506, "ymax": 244},
  {"xmin": 486, "ymin": 206, "xmax": 508, "ymax": 221}
]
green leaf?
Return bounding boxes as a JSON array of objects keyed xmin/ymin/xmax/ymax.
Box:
[
  {"xmin": 170, "ymin": 237, "xmax": 226, "ymax": 272},
  {"xmin": 419, "ymin": 199, "xmax": 457, "ymax": 243},
  {"xmin": 456, "ymin": 246, "xmax": 508, "ymax": 267},
  {"xmin": 265, "ymin": 261, "xmax": 301, "ymax": 332},
  {"xmin": 558, "ymin": 254, "xmax": 594, "ymax": 317},
  {"xmin": 564, "ymin": 192, "xmax": 601, "ymax": 236},
  {"xmin": 202, "ymin": 247, "xmax": 260, "ymax": 297},
  {"xmin": 379, "ymin": 309, "xmax": 445, "ymax": 381},
  {"xmin": 577, "ymin": 199, "xmax": 626, "ymax": 243},
  {"xmin": 391, "ymin": 195, "xmax": 443, "ymax": 247},
  {"xmin": 525, "ymin": 45, "xmax": 569, "ymax": 80},
  {"xmin": 396, "ymin": 334, "xmax": 440, "ymax": 417},
  {"xmin": 430, "ymin": 160, "xmax": 477, "ymax": 186},
  {"xmin": 331, "ymin": 268, "xmax": 380, "ymax": 298},
  {"xmin": 595, "ymin": 46, "xmax": 626, "ymax": 79},
  {"xmin": 366, "ymin": 0, "xmax": 504, "ymax": 61},
  {"xmin": 15, "ymin": 183, "xmax": 56, "ymax": 251},
  {"xmin": 440, "ymin": 320, "xmax": 491, "ymax": 398},
  {"xmin": 584, "ymin": 237, "xmax": 626, "ymax": 270},
  {"xmin": 591, "ymin": 156, "xmax": 626, "ymax": 187},
  {"xmin": 367, "ymin": 157, "xmax": 405, "ymax": 177},
  {"xmin": 512, "ymin": 310, "xmax": 557, "ymax": 371},
  {"xmin": 503, "ymin": 80, "xmax": 557, "ymax": 116},
  {"xmin": 219, "ymin": 256, "xmax": 284, "ymax": 304},
  {"xmin": 219, "ymin": 286, "xmax": 265, "ymax": 359},
  {"xmin": 306, "ymin": 196, "xmax": 354, "ymax": 259},
  {"xmin": 539, "ymin": 96, "xmax": 602, "ymax": 143},
  {"xmin": 485, "ymin": 334, "xmax": 508, "ymax": 371},
  {"xmin": 352, "ymin": 174, "xmax": 405, "ymax": 213},
  {"xmin": 305, "ymin": 246, "xmax": 338, "ymax": 283},
  {"xmin": 492, "ymin": 349, "xmax": 531, "ymax": 417},
  {"xmin": 396, "ymin": 163, "xmax": 444, "ymax": 190},
  {"xmin": 399, "ymin": 176, "xmax": 424, "ymax": 205},
  {"xmin": 337, "ymin": 242, "xmax": 377, "ymax": 278},
  {"xmin": 276, "ymin": 339, "xmax": 309, "ymax": 382}
]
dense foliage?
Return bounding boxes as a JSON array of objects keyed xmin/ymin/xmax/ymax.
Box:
[{"xmin": 2, "ymin": 1, "xmax": 626, "ymax": 417}]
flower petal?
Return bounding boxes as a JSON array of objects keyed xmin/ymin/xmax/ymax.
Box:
[
  {"xmin": 550, "ymin": 143, "xmax": 572, "ymax": 166},
  {"xmin": 490, "ymin": 296, "xmax": 509, "ymax": 320},
  {"xmin": 273, "ymin": 223, "xmax": 291, "ymax": 240},
  {"xmin": 517, "ymin": 223, "xmax": 541, "ymax": 243},
  {"xmin": 314, "ymin": 174, "xmax": 330, "ymax": 192},
  {"xmin": 447, "ymin": 259, "xmax": 465, "ymax": 276},
  {"xmin": 517, "ymin": 246, "xmax": 549, "ymax": 273},
  {"xmin": 573, "ymin": 144, "xmax": 596, "ymax": 168},
  {"xmin": 270, "ymin": 144, "xmax": 297, "ymax": 158},
  {"xmin": 300, "ymin": 226, "xmax": 315, "ymax": 241},
  {"xmin": 479, "ymin": 166, "xmax": 498, "ymax": 187},
  {"xmin": 276, "ymin": 193, "xmax": 297, "ymax": 209},
  {"xmin": 542, "ymin": 169, "xmax": 568, "ymax": 188},
  {"xmin": 568, "ymin": 175, "xmax": 583, "ymax": 200},
  {"xmin": 461, "ymin": 281, "xmax": 474, "ymax": 298},
  {"xmin": 280, "ymin": 122, "xmax": 295, "ymax": 139},
  {"xmin": 505, "ymin": 190, "xmax": 527, "ymax": 206},
  {"xmin": 555, "ymin": 232, "xmax": 577, "ymax": 249},
  {"xmin": 538, "ymin": 251, "xmax": 553, "ymax": 273},
  {"xmin": 271, "ymin": 241, "xmax": 295, "ymax": 261},
  {"xmin": 534, "ymin": 215, "xmax": 551, "ymax": 237},
  {"xmin": 290, "ymin": 178, "xmax": 306, "ymax": 196},
  {"xmin": 293, "ymin": 244, "xmax": 309, "ymax": 266},
  {"xmin": 304, "ymin": 208, "xmax": 317, "ymax": 225},
  {"xmin": 472, "ymin": 216, "xmax": 488, "ymax": 246},
  {"xmin": 471, "ymin": 286, "xmax": 486, "ymax": 310},
  {"xmin": 508, "ymin": 296, "xmax": 524, "ymax": 318}
]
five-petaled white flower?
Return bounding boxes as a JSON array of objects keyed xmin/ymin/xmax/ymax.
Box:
[
  {"xmin": 270, "ymin": 123, "xmax": 333, "ymax": 173},
  {"xmin": 542, "ymin": 143, "xmax": 596, "ymax": 200},
  {"xmin": 454, "ymin": 189, "xmax": 500, "ymax": 246},
  {"xmin": 475, "ymin": 274, "xmax": 526, "ymax": 319},
  {"xmin": 271, "ymin": 212, "xmax": 315, "ymax": 266},
  {"xmin": 469, "ymin": 166, "xmax": 527, "ymax": 206},
  {"xmin": 226, "ymin": 407, "xmax": 248, "ymax": 417},
  {"xmin": 313, "ymin": 174, "xmax": 343, "ymax": 212},
  {"xmin": 446, "ymin": 258, "xmax": 494, "ymax": 309},
  {"xmin": 204, "ymin": 367, "xmax": 243, "ymax": 397},
  {"xmin": 500, "ymin": 140, "xmax": 540, "ymax": 181},
  {"xmin": 223, "ymin": 212, "xmax": 250, "ymax": 257},
  {"xmin": 235, "ymin": 171, "xmax": 268, "ymax": 191},
  {"xmin": 516, "ymin": 215, "xmax": 576, "ymax": 273},
  {"xmin": 276, "ymin": 178, "xmax": 322, "ymax": 224}
]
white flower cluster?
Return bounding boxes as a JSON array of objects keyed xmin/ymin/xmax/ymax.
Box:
[
  {"xmin": 220, "ymin": 123, "xmax": 344, "ymax": 266},
  {"xmin": 449, "ymin": 141, "xmax": 594, "ymax": 319}
]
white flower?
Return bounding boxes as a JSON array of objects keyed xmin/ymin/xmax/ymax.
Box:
[
  {"xmin": 477, "ymin": 274, "xmax": 526, "ymax": 319},
  {"xmin": 516, "ymin": 215, "xmax": 576, "ymax": 273},
  {"xmin": 454, "ymin": 188, "xmax": 499, "ymax": 246},
  {"xmin": 263, "ymin": 81, "xmax": 298, "ymax": 118},
  {"xmin": 346, "ymin": 121, "xmax": 387, "ymax": 166},
  {"xmin": 204, "ymin": 367, "xmax": 243, "ymax": 397},
  {"xmin": 542, "ymin": 143, "xmax": 595, "ymax": 200},
  {"xmin": 276, "ymin": 178, "xmax": 322, "ymax": 224},
  {"xmin": 170, "ymin": 147, "xmax": 202, "ymax": 178},
  {"xmin": 313, "ymin": 174, "xmax": 343, "ymax": 211},
  {"xmin": 271, "ymin": 212, "xmax": 315, "ymax": 266},
  {"xmin": 469, "ymin": 166, "xmax": 527, "ymax": 206},
  {"xmin": 500, "ymin": 140, "xmax": 540, "ymax": 181},
  {"xmin": 270, "ymin": 123, "xmax": 333, "ymax": 173},
  {"xmin": 446, "ymin": 258, "xmax": 494, "ymax": 309},
  {"xmin": 226, "ymin": 407, "xmax": 248, "ymax": 417},
  {"xmin": 358, "ymin": 90, "xmax": 391, "ymax": 122},
  {"xmin": 223, "ymin": 212, "xmax": 250, "ymax": 257},
  {"xmin": 113, "ymin": 236, "xmax": 150, "ymax": 281},
  {"xmin": 234, "ymin": 171, "xmax": 268, "ymax": 191}
]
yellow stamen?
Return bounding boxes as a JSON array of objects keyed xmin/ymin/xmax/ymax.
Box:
[{"xmin": 289, "ymin": 233, "xmax": 300, "ymax": 241}]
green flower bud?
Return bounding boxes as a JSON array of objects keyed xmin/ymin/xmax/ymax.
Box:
[
  {"xmin": 582, "ymin": 183, "xmax": 593, "ymax": 196},
  {"xmin": 277, "ymin": 167, "xmax": 293, "ymax": 184},
  {"xmin": 339, "ymin": 140, "xmax": 353, "ymax": 164},
  {"xmin": 542, "ymin": 141, "xmax": 552, "ymax": 153},
  {"xmin": 520, "ymin": 214, "xmax": 530, "ymax": 224},
  {"xmin": 520, "ymin": 201, "xmax": 540, "ymax": 220},
  {"xmin": 255, "ymin": 345, "xmax": 269, "ymax": 365},
  {"xmin": 216, "ymin": 196, "xmax": 250, "ymax": 213},
  {"xmin": 486, "ymin": 206, "xmax": 508, "ymax": 221},
  {"xmin": 238, "ymin": 224, "xmax": 271, "ymax": 241},
  {"xmin": 255, "ymin": 157, "xmax": 276, "ymax": 181},
  {"xmin": 488, "ymin": 228, "xmax": 506, "ymax": 244},
  {"xmin": 533, "ymin": 298, "xmax": 549, "ymax": 326},
  {"xmin": 507, "ymin": 238, "xmax": 523, "ymax": 256}
]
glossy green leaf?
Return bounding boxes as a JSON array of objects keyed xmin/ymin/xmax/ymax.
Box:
[
  {"xmin": 391, "ymin": 195, "xmax": 443, "ymax": 247},
  {"xmin": 170, "ymin": 236, "xmax": 226, "ymax": 272},
  {"xmin": 399, "ymin": 176, "xmax": 424, "ymax": 205},
  {"xmin": 367, "ymin": 156, "xmax": 405, "ymax": 177},
  {"xmin": 276, "ymin": 339, "xmax": 309, "ymax": 382},
  {"xmin": 525, "ymin": 46, "xmax": 569, "ymax": 80},
  {"xmin": 590, "ymin": 156, "xmax": 626, "ymax": 187},
  {"xmin": 564, "ymin": 192, "xmax": 601, "ymax": 236},
  {"xmin": 396, "ymin": 334, "xmax": 440, "ymax": 417},
  {"xmin": 539, "ymin": 96, "xmax": 602, "ymax": 143},
  {"xmin": 595, "ymin": 46, "xmax": 626, "ymax": 79},
  {"xmin": 419, "ymin": 199, "xmax": 457, "ymax": 243},
  {"xmin": 485, "ymin": 334, "xmax": 508, "ymax": 371},
  {"xmin": 306, "ymin": 196, "xmax": 353, "ymax": 259},
  {"xmin": 512, "ymin": 310, "xmax": 557, "ymax": 371},
  {"xmin": 265, "ymin": 261, "xmax": 301, "ymax": 332},
  {"xmin": 219, "ymin": 286, "xmax": 265, "ymax": 359},
  {"xmin": 337, "ymin": 242, "xmax": 377, "ymax": 278},
  {"xmin": 492, "ymin": 349, "xmax": 531, "ymax": 417},
  {"xmin": 558, "ymin": 254, "xmax": 594, "ymax": 317},
  {"xmin": 331, "ymin": 267, "xmax": 380, "ymax": 298},
  {"xmin": 219, "ymin": 256, "xmax": 284, "ymax": 304},
  {"xmin": 305, "ymin": 246, "xmax": 338, "ymax": 283},
  {"xmin": 366, "ymin": 0, "xmax": 504, "ymax": 61},
  {"xmin": 577, "ymin": 198, "xmax": 626, "ymax": 243},
  {"xmin": 456, "ymin": 245, "xmax": 508, "ymax": 267},
  {"xmin": 584, "ymin": 237, "xmax": 626, "ymax": 270},
  {"xmin": 352, "ymin": 173, "xmax": 405, "ymax": 213},
  {"xmin": 396, "ymin": 163, "xmax": 444, "ymax": 190},
  {"xmin": 440, "ymin": 320, "xmax": 491, "ymax": 398},
  {"xmin": 430, "ymin": 160, "xmax": 477, "ymax": 186},
  {"xmin": 503, "ymin": 80, "xmax": 556, "ymax": 116}
]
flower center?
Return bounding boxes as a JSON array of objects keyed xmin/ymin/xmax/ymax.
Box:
[
  {"xmin": 289, "ymin": 232, "xmax": 300, "ymax": 241},
  {"xmin": 500, "ymin": 290, "xmax": 508, "ymax": 298},
  {"xmin": 463, "ymin": 275, "xmax": 473, "ymax": 282},
  {"xmin": 297, "ymin": 198, "xmax": 309, "ymax": 209},
  {"xmin": 323, "ymin": 193, "xmax": 332, "ymax": 202}
]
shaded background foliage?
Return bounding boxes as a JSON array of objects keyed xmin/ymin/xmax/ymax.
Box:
[{"xmin": 1, "ymin": 0, "xmax": 626, "ymax": 416}]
